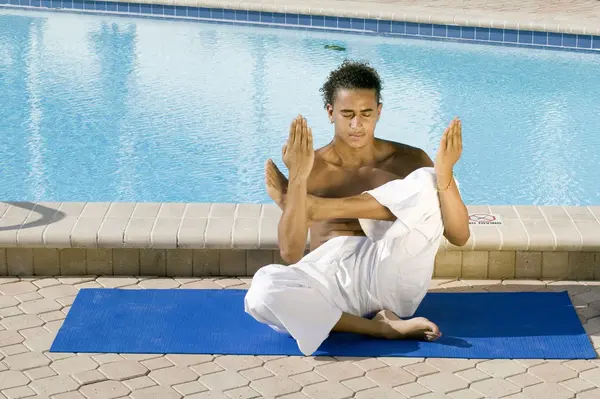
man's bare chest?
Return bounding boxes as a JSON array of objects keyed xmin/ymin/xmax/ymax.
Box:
[{"xmin": 312, "ymin": 162, "xmax": 416, "ymax": 199}]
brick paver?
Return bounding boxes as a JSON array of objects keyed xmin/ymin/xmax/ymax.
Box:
[{"xmin": 0, "ymin": 277, "xmax": 599, "ymax": 399}]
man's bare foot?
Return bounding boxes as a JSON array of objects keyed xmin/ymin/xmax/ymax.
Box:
[
  {"xmin": 265, "ymin": 159, "xmax": 288, "ymax": 208},
  {"xmin": 373, "ymin": 310, "xmax": 441, "ymax": 341}
]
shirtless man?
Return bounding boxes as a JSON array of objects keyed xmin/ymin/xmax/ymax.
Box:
[{"xmin": 245, "ymin": 60, "xmax": 470, "ymax": 355}]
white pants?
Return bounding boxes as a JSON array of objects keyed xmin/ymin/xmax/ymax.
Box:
[{"xmin": 245, "ymin": 167, "xmax": 445, "ymax": 356}]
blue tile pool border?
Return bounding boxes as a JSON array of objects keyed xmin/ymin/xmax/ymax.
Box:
[{"xmin": 2, "ymin": 1, "xmax": 600, "ymax": 53}]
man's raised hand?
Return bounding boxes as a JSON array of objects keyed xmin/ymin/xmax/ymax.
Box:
[{"xmin": 282, "ymin": 115, "xmax": 315, "ymax": 181}]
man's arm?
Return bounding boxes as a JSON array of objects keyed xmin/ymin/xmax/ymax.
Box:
[
  {"xmin": 308, "ymin": 193, "xmax": 394, "ymax": 221},
  {"xmin": 307, "ymin": 149, "xmax": 470, "ymax": 247},
  {"xmin": 418, "ymin": 150, "xmax": 470, "ymax": 247},
  {"xmin": 276, "ymin": 116, "xmax": 315, "ymax": 264},
  {"xmin": 278, "ymin": 176, "xmax": 310, "ymax": 264}
]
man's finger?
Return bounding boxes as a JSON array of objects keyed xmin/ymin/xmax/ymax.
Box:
[
  {"xmin": 448, "ymin": 120, "xmax": 456, "ymax": 152},
  {"xmin": 300, "ymin": 118, "xmax": 307, "ymax": 147},
  {"xmin": 289, "ymin": 118, "xmax": 297, "ymax": 145},
  {"xmin": 294, "ymin": 115, "xmax": 302, "ymax": 146},
  {"xmin": 307, "ymin": 126, "xmax": 313, "ymax": 149},
  {"xmin": 440, "ymin": 126, "xmax": 449, "ymax": 151},
  {"xmin": 457, "ymin": 119, "xmax": 463, "ymax": 153},
  {"xmin": 452, "ymin": 118, "xmax": 460, "ymax": 151}
]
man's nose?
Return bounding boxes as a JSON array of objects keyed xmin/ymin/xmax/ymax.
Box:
[{"xmin": 350, "ymin": 116, "xmax": 361, "ymax": 128}]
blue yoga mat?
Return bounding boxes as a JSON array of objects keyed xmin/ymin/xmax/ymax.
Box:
[{"xmin": 51, "ymin": 288, "xmax": 596, "ymax": 359}]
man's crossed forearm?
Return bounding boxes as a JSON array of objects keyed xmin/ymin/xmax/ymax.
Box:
[
  {"xmin": 278, "ymin": 177, "xmax": 311, "ymax": 264},
  {"xmin": 278, "ymin": 168, "xmax": 470, "ymax": 264}
]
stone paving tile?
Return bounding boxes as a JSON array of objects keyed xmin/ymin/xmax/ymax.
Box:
[
  {"xmin": 140, "ymin": 356, "xmax": 174, "ymax": 371},
  {"xmin": 0, "ymin": 331, "xmax": 24, "ymax": 347},
  {"xmin": 24, "ymin": 366, "xmax": 55, "ymax": 380},
  {"xmin": 418, "ymin": 372, "xmax": 469, "ymax": 393},
  {"xmin": 365, "ymin": 366, "xmax": 416, "ymax": 387},
  {"xmin": 215, "ymin": 356, "xmax": 263, "ymax": 372},
  {"xmin": 200, "ymin": 371, "xmax": 249, "ymax": 391},
  {"xmin": 51, "ymin": 356, "xmax": 98, "ymax": 375},
  {"xmin": 340, "ymin": 376, "xmax": 377, "ymax": 392},
  {"xmin": 394, "ymin": 381, "xmax": 431, "ymax": 397},
  {"xmin": 403, "ymin": 362, "xmax": 439, "ymax": 377},
  {"xmin": 53, "ymin": 393, "xmax": 87, "ymax": 399},
  {"xmin": 0, "ymin": 370, "xmax": 30, "ymax": 390},
  {"xmin": 529, "ymin": 362, "xmax": 579, "ymax": 383},
  {"xmin": 72, "ymin": 370, "xmax": 107, "ymax": 385},
  {"xmin": 0, "ymin": 277, "xmax": 599, "ymax": 399},
  {"xmin": 355, "ymin": 386, "xmax": 405, "ymax": 398},
  {"xmin": 79, "ymin": 380, "xmax": 131, "ymax": 399},
  {"xmin": 560, "ymin": 377, "xmax": 596, "ymax": 393},
  {"xmin": 1, "ymin": 344, "xmax": 33, "ymax": 356},
  {"xmin": 14, "ymin": 292, "xmax": 42, "ymax": 303},
  {"xmin": 0, "ymin": 296, "xmax": 19, "ymax": 309},
  {"xmin": 187, "ymin": 392, "xmax": 229, "ymax": 399},
  {"xmin": 148, "ymin": 366, "xmax": 199, "ymax": 386},
  {"xmin": 290, "ymin": 371, "xmax": 325, "ymax": 387},
  {"xmin": 522, "ymin": 381, "xmax": 577, "ymax": 398},
  {"xmin": 2, "ymin": 385, "xmax": 37, "ymax": 399},
  {"xmin": 454, "ymin": 390, "xmax": 487, "ymax": 398},
  {"xmin": 29, "ymin": 375, "xmax": 80, "ymax": 396},
  {"xmin": 470, "ymin": 378, "xmax": 521, "ymax": 397},
  {"xmin": 123, "ymin": 376, "xmax": 157, "ymax": 391},
  {"xmin": 264, "ymin": 357, "xmax": 312, "ymax": 376},
  {"xmin": 172, "ymin": 380, "xmax": 209, "ymax": 395},
  {"xmin": 98, "ymin": 360, "xmax": 148, "ymax": 380},
  {"xmin": 250, "ymin": 375, "xmax": 301, "ymax": 397},
  {"xmin": 352, "ymin": 358, "xmax": 387, "ymax": 371},
  {"xmin": 191, "ymin": 362, "xmax": 225, "ymax": 376},
  {"xmin": 477, "ymin": 359, "xmax": 527, "ymax": 378},
  {"xmin": 92, "ymin": 354, "xmax": 124, "ymax": 365},
  {"xmin": 165, "ymin": 354, "xmax": 214, "ymax": 367},
  {"xmin": 1, "ymin": 315, "xmax": 44, "ymax": 331},
  {"xmin": 507, "ymin": 372, "xmax": 544, "ymax": 388},
  {"xmin": 129, "ymin": 385, "xmax": 181, "ymax": 399},
  {"xmin": 224, "ymin": 386, "xmax": 261, "ymax": 399},
  {"xmin": 578, "ymin": 389, "xmax": 600, "ymax": 398},
  {"xmin": 302, "ymin": 381, "xmax": 353, "ymax": 398},
  {"xmin": 314, "ymin": 361, "xmax": 364, "ymax": 381},
  {"xmin": 238, "ymin": 366, "xmax": 273, "ymax": 381},
  {"xmin": 3, "ymin": 351, "xmax": 50, "ymax": 371}
]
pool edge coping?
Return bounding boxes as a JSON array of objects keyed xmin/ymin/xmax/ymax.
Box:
[
  {"xmin": 1, "ymin": 203, "xmax": 600, "ymax": 279},
  {"xmin": 1, "ymin": 202, "xmax": 600, "ymax": 252},
  {"xmin": 2, "ymin": 1, "xmax": 600, "ymax": 53},
  {"xmin": 196, "ymin": 0, "xmax": 600, "ymax": 36}
]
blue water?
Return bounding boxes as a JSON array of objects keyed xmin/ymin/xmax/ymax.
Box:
[{"xmin": 1, "ymin": 8, "xmax": 600, "ymax": 205}]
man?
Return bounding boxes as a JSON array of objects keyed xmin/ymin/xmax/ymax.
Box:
[{"xmin": 245, "ymin": 60, "xmax": 470, "ymax": 356}]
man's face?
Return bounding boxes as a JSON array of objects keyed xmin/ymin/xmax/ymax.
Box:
[{"xmin": 327, "ymin": 88, "xmax": 382, "ymax": 148}]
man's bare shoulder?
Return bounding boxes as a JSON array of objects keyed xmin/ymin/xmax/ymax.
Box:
[{"xmin": 377, "ymin": 139, "xmax": 434, "ymax": 174}]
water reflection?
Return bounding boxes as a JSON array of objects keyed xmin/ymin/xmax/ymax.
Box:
[
  {"xmin": 0, "ymin": 9, "xmax": 599, "ymax": 205},
  {"xmin": 88, "ymin": 22, "xmax": 138, "ymax": 200},
  {"xmin": 25, "ymin": 19, "xmax": 47, "ymax": 201}
]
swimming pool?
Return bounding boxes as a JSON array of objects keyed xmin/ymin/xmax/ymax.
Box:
[{"xmin": 1, "ymin": 8, "xmax": 600, "ymax": 206}]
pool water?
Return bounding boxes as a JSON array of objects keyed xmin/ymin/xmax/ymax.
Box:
[{"xmin": 1, "ymin": 8, "xmax": 600, "ymax": 205}]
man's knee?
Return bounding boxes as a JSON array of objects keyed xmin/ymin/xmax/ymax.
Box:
[{"xmin": 245, "ymin": 265, "xmax": 281, "ymax": 315}]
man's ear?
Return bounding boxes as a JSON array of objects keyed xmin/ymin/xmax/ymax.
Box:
[
  {"xmin": 377, "ymin": 103, "xmax": 383, "ymax": 121},
  {"xmin": 326, "ymin": 104, "xmax": 334, "ymax": 123}
]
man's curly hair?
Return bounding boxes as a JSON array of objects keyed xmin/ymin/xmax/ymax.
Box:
[{"xmin": 319, "ymin": 59, "xmax": 383, "ymax": 109}]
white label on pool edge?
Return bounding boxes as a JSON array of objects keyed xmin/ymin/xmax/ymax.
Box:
[{"xmin": 468, "ymin": 213, "xmax": 503, "ymax": 226}]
